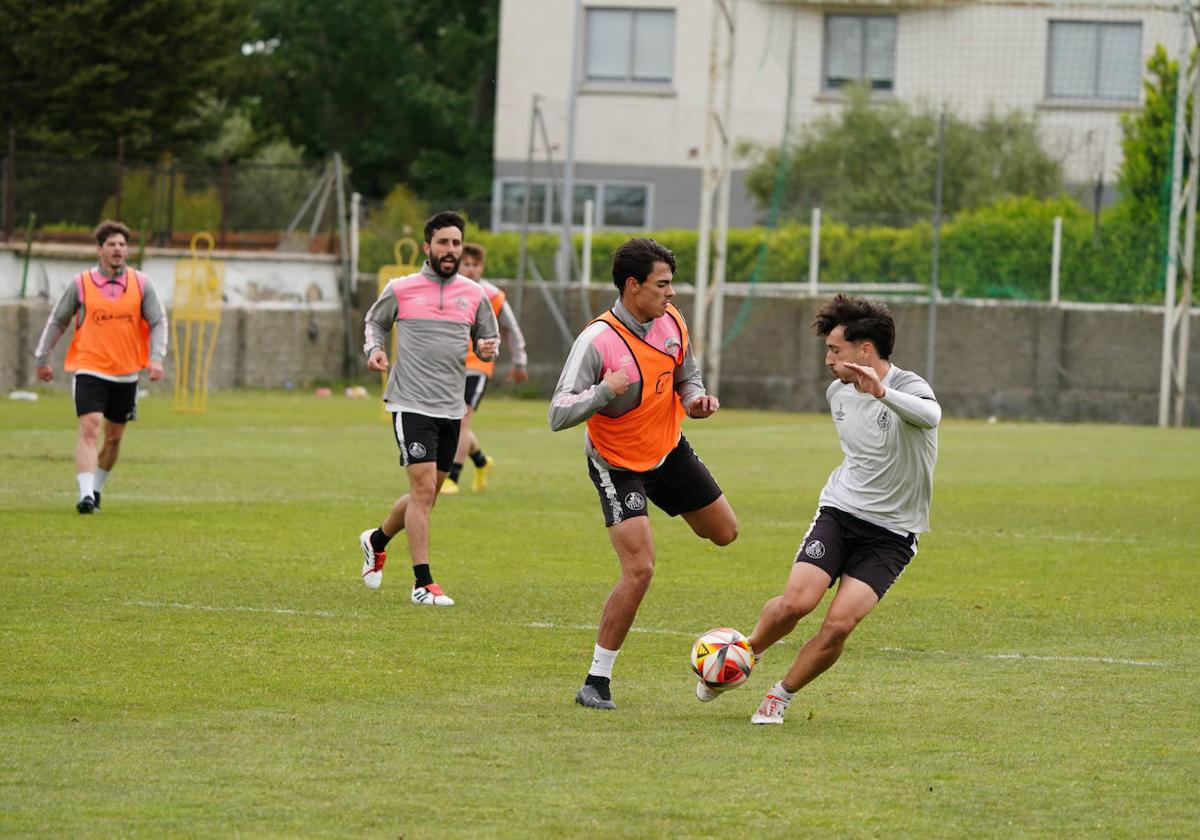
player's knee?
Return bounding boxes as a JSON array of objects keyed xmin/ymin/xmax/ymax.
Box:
[
  {"xmin": 819, "ymin": 615, "xmax": 859, "ymax": 646},
  {"xmin": 621, "ymin": 556, "xmax": 655, "ymax": 589},
  {"xmin": 778, "ymin": 589, "xmax": 819, "ymax": 622},
  {"xmin": 708, "ymin": 517, "xmax": 739, "ymax": 546}
]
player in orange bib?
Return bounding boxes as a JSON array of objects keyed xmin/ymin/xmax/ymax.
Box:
[
  {"xmin": 33, "ymin": 220, "xmax": 167, "ymax": 514},
  {"xmin": 549, "ymin": 237, "xmax": 739, "ymax": 710},
  {"xmin": 440, "ymin": 242, "xmax": 528, "ymax": 495}
]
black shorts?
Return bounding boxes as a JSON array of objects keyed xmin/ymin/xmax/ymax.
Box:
[
  {"xmin": 391, "ymin": 412, "xmax": 461, "ymax": 472},
  {"xmin": 795, "ymin": 506, "xmax": 917, "ymax": 600},
  {"xmin": 587, "ymin": 435, "xmax": 723, "ymax": 527},
  {"xmin": 464, "ymin": 371, "xmax": 489, "ymax": 411},
  {"xmin": 73, "ymin": 374, "xmax": 138, "ymax": 424}
]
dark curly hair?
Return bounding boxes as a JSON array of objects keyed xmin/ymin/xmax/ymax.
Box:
[{"xmin": 812, "ymin": 294, "xmax": 895, "ymax": 359}]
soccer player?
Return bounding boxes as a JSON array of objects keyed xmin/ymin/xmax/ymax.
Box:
[
  {"xmin": 698, "ymin": 294, "xmax": 940, "ymax": 724},
  {"xmin": 549, "ymin": 237, "xmax": 738, "ymax": 710},
  {"xmin": 358, "ymin": 210, "xmax": 500, "ymax": 605},
  {"xmin": 440, "ymin": 242, "xmax": 529, "ymax": 495},
  {"xmin": 33, "ymin": 220, "xmax": 167, "ymax": 514}
]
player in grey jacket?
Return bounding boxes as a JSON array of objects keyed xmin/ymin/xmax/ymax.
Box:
[
  {"xmin": 697, "ymin": 294, "xmax": 940, "ymax": 725},
  {"xmin": 356, "ymin": 211, "xmax": 499, "ymax": 606}
]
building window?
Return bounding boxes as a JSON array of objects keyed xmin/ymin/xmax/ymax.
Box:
[
  {"xmin": 601, "ymin": 185, "xmax": 649, "ymax": 227},
  {"xmin": 496, "ymin": 180, "xmax": 650, "ymax": 230},
  {"xmin": 1047, "ymin": 21, "xmax": 1141, "ymax": 102},
  {"xmin": 585, "ymin": 7, "xmax": 675, "ymax": 84},
  {"xmin": 823, "ymin": 14, "xmax": 897, "ymax": 92}
]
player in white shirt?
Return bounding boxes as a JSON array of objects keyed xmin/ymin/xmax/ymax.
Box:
[{"xmin": 697, "ymin": 294, "xmax": 940, "ymax": 724}]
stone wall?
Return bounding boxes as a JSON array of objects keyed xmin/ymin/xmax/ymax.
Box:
[{"xmin": 3, "ymin": 285, "xmax": 1197, "ymax": 426}]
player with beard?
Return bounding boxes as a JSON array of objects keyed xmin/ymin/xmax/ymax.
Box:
[{"xmin": 358, "ymin": 211, "xmax": 500, "ymax": 605}]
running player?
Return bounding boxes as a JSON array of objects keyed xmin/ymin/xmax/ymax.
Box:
[
  {"xmin": 440, "ymin": 242, "xmax": 528, "ymax": 495},
  {"xmin": 549, "ymin": 237, "xmax": 738, "ymax": 710},
  {"xmin": 358, "ymin": 210, "xmax": 500, "ymax": 605}
]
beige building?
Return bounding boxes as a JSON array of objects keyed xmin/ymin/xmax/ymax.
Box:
[{"xmin": 491, "ymin": 0, "xmax": 1183, "ymax": 231}]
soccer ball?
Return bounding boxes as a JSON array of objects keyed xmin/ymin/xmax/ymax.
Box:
[{"xmin": 690, "ymin": 627, "xmax": 755, "ymax": 690}]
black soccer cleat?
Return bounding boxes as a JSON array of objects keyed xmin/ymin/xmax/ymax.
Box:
[
  {"xmin": 76, "ymin": 496, "xmax": 95, "ymax": 514},
  {"xmin": 93, "ymin": 491, "xmax": 101, "ymax": 511},
  {"xmin": 574, "ymin": 683, "xmax": 616, "ymax": 710}
]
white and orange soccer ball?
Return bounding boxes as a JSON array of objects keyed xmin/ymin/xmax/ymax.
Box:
[{"xmin": 690, "ymin": 627, "xmax": 755, "ymax": 690}]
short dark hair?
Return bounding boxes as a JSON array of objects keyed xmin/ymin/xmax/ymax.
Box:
[
  {"xmin": 424, "ymin": 210, "xmax": 466, "ymax": 243},
  {"xmin": 462, "ymin": 243, "xmax": 487, "ymax": 261},
  {"xmin": 611, "ymin": 237, "xmax": 676, "ymax": 292},
  {"xmin": 812, "ymin": 294, "xmax": 896, "ymax": 359},
  {"xmin": 94, "ymin": 220, "xmax": 131, "ymax": 246}
]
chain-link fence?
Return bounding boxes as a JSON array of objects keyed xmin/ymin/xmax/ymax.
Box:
[{"xmin": 1, "ymin": 135, "xmax": 333, "ymax": 251}]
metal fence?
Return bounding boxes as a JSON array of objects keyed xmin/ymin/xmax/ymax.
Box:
[{"xmin": 1, "ymin": 134, "xmax": 332, "ymax": 251}]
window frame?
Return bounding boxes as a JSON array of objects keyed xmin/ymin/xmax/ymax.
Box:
[
  {"xmin": 821, "ymin": 13, "xmax": 898, "ymax": 94},
  {"xmin": 583, "ymin": 6, "xmax": 676, "ymax": 87},
  {"xmin": 493, "ymin": 179, "xmax": 653, "ymax": 232},
  {"xmin": 1045, "ymin": 19, "xmax": 1143, "ymax": 104}
]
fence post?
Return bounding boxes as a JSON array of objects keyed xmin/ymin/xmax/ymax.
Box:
[
  {"xmin": 115, "ymin": 137, "xmax": 124, "ymax": 221},
  {"xmin": 808, "ymin": 206, "xmax": 821, "ymax": 296},
  {"xmin": 3, "ymin": 129, "xmax": 14, "ymax": 241},
  {"xmin": 1050, "ymin": 216, "xmax": 1062, "ymax": 305}
]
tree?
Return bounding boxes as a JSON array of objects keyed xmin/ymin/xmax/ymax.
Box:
[
  {"xmin": 743, "ymin": 87, "xmax": 1063, "ymax": 226},
  {"xmin": 1116, "ymin": 45, "xmax": 1182, "ymax": 229},
  {"xmin": 0, "ymin": 0, "xmax": 249, "ymax": 158},
  {"xmin": 236, "ymin": 0, "xmax": 499, "ymax": 201}
]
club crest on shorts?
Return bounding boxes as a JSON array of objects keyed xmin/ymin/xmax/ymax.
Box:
[
  {"xmin": 624, "ymin": 492, "xmax": 646, "ymax": 511},
  {"xmin": 804, "ymin": 539, "xmax": 826, "ymax": 559},
  {"xmin": 408, "ymin": 442, "xmax": 427, "ymax": 458}
]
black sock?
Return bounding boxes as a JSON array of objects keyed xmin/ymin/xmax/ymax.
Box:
[
  {"xmin": 413, "ymin": 563, "xmax": 434, "ymax": 589},
  {"xmin": 448, "ymin": 463, "xmax": 463, "ymax": 482},
  {"xmin": 369, "ymin": 528, "xmax": 390, "ymax": 552},
  {"xmin": 470, "ymin": 449, "xmax": 488, "ymax": 468},
  {"xmin": 584, "ymin": 674, "xmax": 611, "ymax": 700}
]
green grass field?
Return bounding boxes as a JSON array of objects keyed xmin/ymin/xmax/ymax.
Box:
[{"xmin": 2, "ymin": 391, "xmax": 1198, "ymax": 838}]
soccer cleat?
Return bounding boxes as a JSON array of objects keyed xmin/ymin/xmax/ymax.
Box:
[
  {"xmin": 574, "ymin": 683, "xmax": 616, "ymax": 710},
  {"xmin": 472, "ymin": 455, "xmax": 494, "ymax": 492},
  {"xmin": 93, "ymin": 491, "xmax": 101, "ymax": 511},
  {"xmin": 696, "ymin": 681, "xmax": 723, "ymax": 702},
  {"xmin": 750, "ymin": 692, "xmax": 790, "ymax": 725},
  {"xmin": 412, "ymin": 582, "xmax": 454, "ymax": 606},
  {"xmin": 76, "ymin": 496, "xmax": 95, "ymax": 514},
  {"xmin": 359, "ymin": 529, "xmax": 385, "ymax": 589},
  {"xmin": 439, "ymin": 478, "xmax": 460, "ymax": 495}
]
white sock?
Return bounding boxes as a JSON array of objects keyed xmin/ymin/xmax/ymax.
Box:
[
  {"xmin": 94, "ymin": 468, "xmax": 111, "ymax": 491},
  {"xmin": 771, "ymin": 681, "xmax": 796, "ymax": 702},
  {"xmin": 77, "ymin": 472, "xmax": 95, "ymax": 500},
  {"xmin": 588, "ymin": 644, "xmax": 619, "ymax": 679}
]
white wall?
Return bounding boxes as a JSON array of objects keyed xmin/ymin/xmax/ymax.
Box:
[
  {"xmin": 0, "ymin": 243, "xmax": 341, "ymax": 308},
  {"xmin": 495, "ymin": 0, "xmax": 1183, "ymax": 192}
]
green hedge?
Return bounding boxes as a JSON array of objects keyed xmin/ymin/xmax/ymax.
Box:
[{"xmin": 362, "ymin": 196, "xmax": 1170, "ymax": 304}]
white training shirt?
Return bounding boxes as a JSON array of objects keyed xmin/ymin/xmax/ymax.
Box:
[{"xmin": 818, "ymin": 364, "xmax": 940, "ymax": 535}]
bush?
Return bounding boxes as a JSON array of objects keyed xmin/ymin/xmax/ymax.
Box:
[{"xmin": 363, "ymin": 195, "xmax": 1167, "ymax": 304}]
